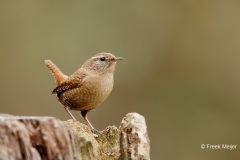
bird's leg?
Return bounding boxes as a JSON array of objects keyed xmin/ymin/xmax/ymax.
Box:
[
  {"xmin": 81, "ymin": 111, "xmax": 102, "ymax": 136},
  {"xmin": 64, "ymin": 106, "xmax": 76, "ymax": 120},
  {"xmin": 81, "ymin": 110, "xmax": 94, "ymax": 131}
]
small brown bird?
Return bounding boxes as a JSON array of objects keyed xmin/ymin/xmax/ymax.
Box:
[{"xmin": 45, "ymin": 52, "xmax": 123, "ymax": 132}]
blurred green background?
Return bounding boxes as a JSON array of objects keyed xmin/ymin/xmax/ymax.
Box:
[{"xmin": 1, "ymin": 1, "xmax": 240, "ymax": 159}]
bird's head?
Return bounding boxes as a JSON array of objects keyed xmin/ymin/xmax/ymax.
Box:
[{"xmin": 82, "ymin": 52, "xmax": 123, "ymax": 74}]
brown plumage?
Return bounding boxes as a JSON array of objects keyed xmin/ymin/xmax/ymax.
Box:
[{"xmin": 45, "ymin": 52, "xmax": 123, "ymax": 132}]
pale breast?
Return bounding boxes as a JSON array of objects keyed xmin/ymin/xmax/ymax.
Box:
[{"xmin": 59, "ymin": 73, "xmax": 114, "ymax": 111}]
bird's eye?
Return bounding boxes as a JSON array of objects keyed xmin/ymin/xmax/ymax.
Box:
[{"xmin": 100, "ymin": 57, "xmax": 106, "ymax": 61}]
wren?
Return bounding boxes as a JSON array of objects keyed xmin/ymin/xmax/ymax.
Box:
[{"xmin": 45, "ymin": 52, "xmax": 123, "ymax": 132}]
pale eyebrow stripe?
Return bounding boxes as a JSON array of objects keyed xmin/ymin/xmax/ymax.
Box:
[
  {"xmin": 91, "ymin": 55, "xmax": 109, "ymax": 59},
  {"xmin": 91, "ymin": 55, "xmax": 102, "ymax": 59}
]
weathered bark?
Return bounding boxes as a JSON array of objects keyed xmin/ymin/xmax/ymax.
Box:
[
  {"xmin": 0, "ymin": 113, "xmax": 150, "ymax": 160},
  {"xmin": 119, "ymin": 113, "xmax": 150, "ymax": 160}
]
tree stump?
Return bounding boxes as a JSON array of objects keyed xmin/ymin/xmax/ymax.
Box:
[{"xmin": 0, "ymin": 113, "xmax": 150, "ymax": 160}]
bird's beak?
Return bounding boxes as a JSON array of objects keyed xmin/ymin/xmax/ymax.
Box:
[{"xmin": 113, "ymin": 57, "xmax": 124, "ymax": 61}]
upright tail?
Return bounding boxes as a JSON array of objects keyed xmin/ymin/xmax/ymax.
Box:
[{"xmin": 45, "ymin": 60, "xmax": 68, "ymax": 85}]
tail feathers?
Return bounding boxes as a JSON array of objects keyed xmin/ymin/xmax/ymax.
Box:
[{"xmin": 45, "ymin": 60, "xmax": 68, "ymax": 85}]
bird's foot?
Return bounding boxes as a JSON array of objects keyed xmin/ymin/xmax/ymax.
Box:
[
  {"xmin": 92, "ymin": 128, "xmax": 102, "ymax": 137},
  {"xmin": 80, "ymin": 122, "xmax": 102, "ymax": 137}
]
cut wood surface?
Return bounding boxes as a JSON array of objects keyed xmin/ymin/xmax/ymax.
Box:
[{"xmin": 0, "ymin": 113, "xmax": 150, "ymax": 160}]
